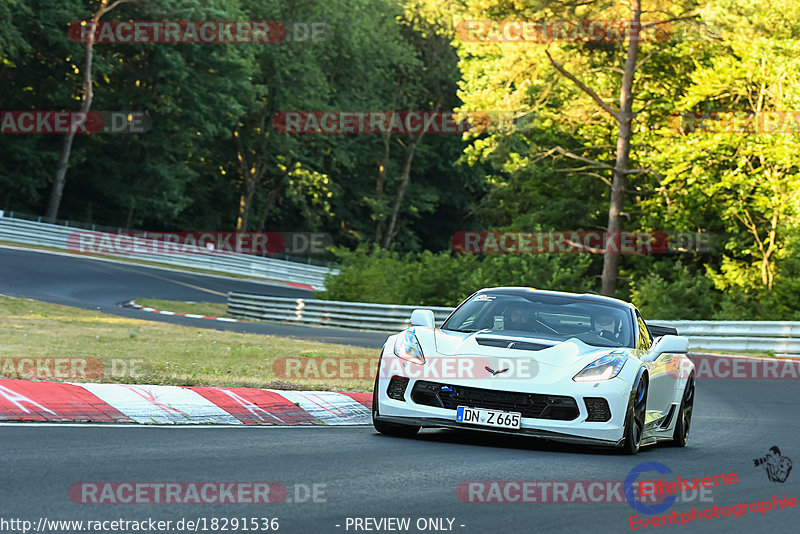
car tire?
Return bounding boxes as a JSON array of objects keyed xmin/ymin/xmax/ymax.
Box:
[
  {"xmin": 372, "ymin": 372, "xmax": 420, "ymax": 438},
  {"xmin": 621, "ymin": 372, "xmax": 648, "ymax": 455},
  {"xmin": 671, "ymin": 374, "xmax": 694, "ymax": 447}
]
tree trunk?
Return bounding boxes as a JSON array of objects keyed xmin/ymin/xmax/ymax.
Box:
[
  {"xmin": 256, "ymin": 184, "xmax": 281, "ymax": 232},
  {"xmin": 383, "ymin": 136, "xmax": 421, "ymax": 249},
  {"xmin": 46, "ymin": 0, "xmax": 136, "ymax": 220},
  {"xmin": 47, "ymin": 36, "xmax": 95, "ymax": 220},
  {"xmin": 601, "ymin": 0, "xmax": 642, "ymax": 296},
  {"xmin": 124, "ymin": 201, "xmax": 134, "ymax": 229},
  {"xmin": 234, "ymin": 128, "xmax": 265, "ymax": 231},
  {"xmin": 761, "ymin": 212, "xmax": 777, "ymax": 289}
]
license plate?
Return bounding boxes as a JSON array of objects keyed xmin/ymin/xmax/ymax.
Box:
[{"xmin": 456, "ymin": 406, "xmax": 521, "ymax": 429}]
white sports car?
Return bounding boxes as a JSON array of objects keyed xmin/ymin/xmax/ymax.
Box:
[{"xmin": 372, "ymin": 287, "xmax": 695, "ymax": 454}]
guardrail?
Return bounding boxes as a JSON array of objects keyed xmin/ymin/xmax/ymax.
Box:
[
  {"xmin": 0, "ymin": 213, "xmax": 334, "ymax": 290},
  {"xmin": 228, "ymin": 292, "xmax": 454, "ymax": 332},
  {"xmin": 227, "ymin": 293, "xmax": 800, "ymax": 353}
]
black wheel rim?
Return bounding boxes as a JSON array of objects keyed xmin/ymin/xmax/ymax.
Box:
[{"xmin": 633, "ymin": 413, "xmax": 642, "ymax": 447}]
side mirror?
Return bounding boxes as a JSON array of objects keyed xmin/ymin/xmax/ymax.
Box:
[
  {"xmin": 646, "ymin": 334, "xmax": 689, "ymax": 360},
  {"xmin": 410, "ymin": 309, "xmax": 435, "ymax": 329}
]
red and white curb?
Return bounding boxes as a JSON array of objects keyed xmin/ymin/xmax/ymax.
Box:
[
  {"xmin": 121, "ymin": 300, "xmax": 240, "ymax": 323},
  {"xmin": 0, "ymin": 379, "xmax": 371, "ymax": 425}
]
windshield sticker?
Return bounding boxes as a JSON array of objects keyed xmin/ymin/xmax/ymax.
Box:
[{"xmin": 473, "ymin": 294, "xmax": 495, "ymax": 301}]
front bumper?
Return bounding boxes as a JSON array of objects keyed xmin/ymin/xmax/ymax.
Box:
[
  {"xmin": 374, "ymin": 414, "xmax": 624, "ymax": 446},
  {"xmin": 375, "ymin": 371, "xmax": 634, "ymax": 445}
]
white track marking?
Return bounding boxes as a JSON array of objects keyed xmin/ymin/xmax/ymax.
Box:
[
  {"xmin": 76, "ymin": 383, "xmax": 241, "ymax": 424},
  {"xmin": 273, "ymin": 391, "xmax": 371, "ymax": 425}
]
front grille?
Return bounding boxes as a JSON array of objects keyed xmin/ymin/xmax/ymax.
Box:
[
  {"xmin": 584, "ymin": 397, "xmax": 611, "ymax": 422},
  {"xmin": 387, "ymin": 376, "xmax": 409, "ymax": 401},
  {"xmin": 411, "ymin": 380, "xmax": 579, "ymax": 420},
  {"xmin": 476, "ymin": 338, "xmax": 552, "ymax": 351}
]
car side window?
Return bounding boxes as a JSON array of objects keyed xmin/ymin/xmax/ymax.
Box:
[{"xmin": 635, "ymin": 311, "xmax": 652, "ymax": 351}]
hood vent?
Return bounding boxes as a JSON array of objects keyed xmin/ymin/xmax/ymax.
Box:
[{"xmin": 476, "ymin": 338, "xmax": 553, "ymax": 351}]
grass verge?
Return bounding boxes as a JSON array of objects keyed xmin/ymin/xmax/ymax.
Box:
[{"xmin": 0, "ymin": 296, "xmax": 375, "ymax": 391}]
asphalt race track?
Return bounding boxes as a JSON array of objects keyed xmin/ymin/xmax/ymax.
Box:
[
  {"xmin": 2, "ymin": 380, "xmax": 799, "ymax": 534},
  {"xmin": 0, "ymin": 246, "xmax": 388, "ymax": 347}
]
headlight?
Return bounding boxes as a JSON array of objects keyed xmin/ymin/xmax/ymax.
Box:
[
  {"xmin": 394, "ymin": 329, "xmax": 425, "ymax": 364},
  {"xmin": 573, "ymin": 352, "xmax": 625, "ymax": 382}
]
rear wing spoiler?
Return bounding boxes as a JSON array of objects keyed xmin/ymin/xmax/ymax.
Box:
[{"xmin": 646, "ymin": 324, "xmax": 679, "ymax": 338}]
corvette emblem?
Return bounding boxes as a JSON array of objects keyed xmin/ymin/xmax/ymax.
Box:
[{"xmin": 485, "ymin": 366, "xmax": 509, "ymax": 376}]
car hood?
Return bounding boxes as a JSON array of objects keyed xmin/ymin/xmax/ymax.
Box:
[{"xmin": 401, "ymin": 328, "xmax": 630, "ymax": 385}]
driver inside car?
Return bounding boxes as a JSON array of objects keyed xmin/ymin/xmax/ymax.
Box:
[
  {"xmin": 593, "ymin": 312, "xmax": 619, "ymax": 340},
  {"xmin": 507, "ymin": 306, "xmax": 534, "ymax": 331}
]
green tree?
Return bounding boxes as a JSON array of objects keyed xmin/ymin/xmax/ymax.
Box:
[{"xmin": 641, "ymin": 0, "xmax": 800, "ymax": 295}]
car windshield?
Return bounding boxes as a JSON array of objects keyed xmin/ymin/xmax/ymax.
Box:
[{"xmin": 442, "ymin": 292, "xmax": 634, "ymax": 348}]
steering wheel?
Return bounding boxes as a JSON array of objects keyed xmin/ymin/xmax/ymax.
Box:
[{"xmin": 599, "ymin": 330, "xmax": 618, "ymax": 341}]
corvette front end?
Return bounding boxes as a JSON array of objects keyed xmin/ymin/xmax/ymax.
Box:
[
  {"xmin": 374, "ymin": 337, "xmax": 637, "ymax": 446},
  {"xmin": 372, "ymin": 287, "xmax": 694, "ymax": 454}
]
